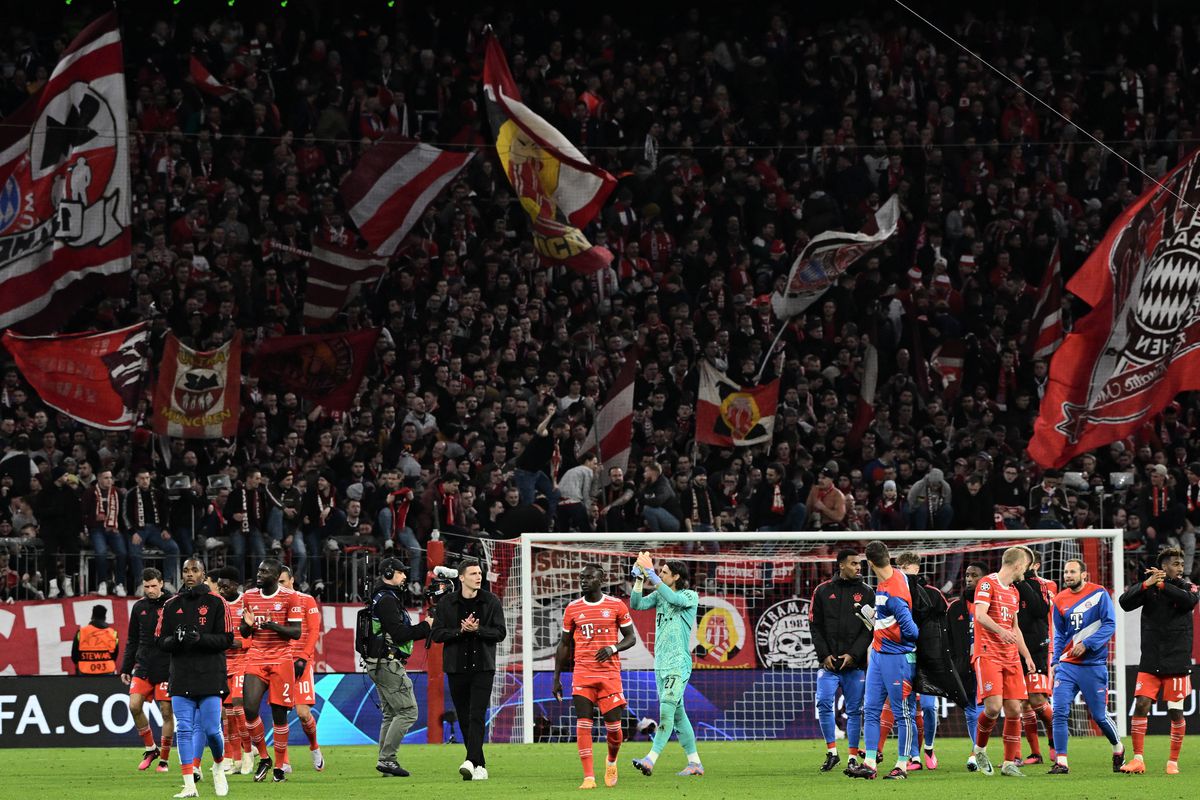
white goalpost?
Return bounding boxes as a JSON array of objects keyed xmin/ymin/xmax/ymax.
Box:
[{"xmin": 498, "ymin": 529, "xmax": 1126, "ymax": 745}]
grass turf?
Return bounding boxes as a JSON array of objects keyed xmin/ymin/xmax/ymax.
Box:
[{"xmin": 0, "ymin": 737, "xmax": 1182, "ymax": 799}]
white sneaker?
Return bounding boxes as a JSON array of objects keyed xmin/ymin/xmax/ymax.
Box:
[
  {"xmin": 311, "ymin": 747, "xmax": 324, "ymax": 771},
  {"xmin": 213, "ymin": 762, "xmax": 229, "ymax": 797},
  {"xmin": 98, "ymin": 581, "xmax": 108, "ymax": 596},
  {"xmin": 174, "ymin": 775, "xmax": 198, "ymax": 799},
  {"xmin": 473, "ymin": 765, "xmax": 489, "ymax": 781},
  {"xmin": 115, "ymin": 583, "xmax": 127, "ymax": 597},
  {"xmin": 62, "ymin": 577, "xmax": 75, "ymax": 597},
  {"xmin": 223, "ymin": 759, "xmax": 237, "ymax": 774},
  {"xmin": 240, "ymin": 753, "xmax": 254, "ymax": 774},
  {"xmin": 281, "ymin": 763, "xmax": 293, "ymax": 774},
  {"xmin": 459, "ymin": 759, "xmax": 475, "ymax": 780}
]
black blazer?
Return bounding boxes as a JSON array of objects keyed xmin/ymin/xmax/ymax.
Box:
[{"xmin": 431, "ymin": 589, "xmax": 507, "ymax": 673}]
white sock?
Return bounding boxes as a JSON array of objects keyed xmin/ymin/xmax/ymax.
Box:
[
  {"xmin": 645, "ymin": 751, "xmax": 659, "ymax": 765},
  {"xmin": 182, "ymin": 773, "xmax": 196, "ymax": 790},
  {"xmin": 968, "ymin": 754, "xmax": 977, "ymax": 762},
  {"xmin": 828, "ymin": 746, "xmax": 838, "ymax": 754},
  {"xmin": 687, "ymin": 753, "xmax": 701, "ymax": 765},
  {"xmin": 1132, "ymin": 754, "xmax": 1144, "ymax": 762},
  {"xmin": 1057, "ymin": 755, "xmax": 1068, "ymax": 766},
  {"xmin": 1113, "ymin": 742, "xmax": 1123, "ymax": 754},
  {"xmin": 895, "ymin": 758, "xmax": 907, "ymax": 770},
  {"xmin": 973, "ymin": 745, "xmax": 985, "ymax": 755},
  {"xmin": 864, "ymin": 757, "xmax": 877, "ymax": 769},
  {"xmin": 606, "ymin": 759, "xmax": 616, "ymax": 767}
]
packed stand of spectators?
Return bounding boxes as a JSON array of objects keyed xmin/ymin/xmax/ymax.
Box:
[{"xmin": 3, "ymin": 3, "xmax": 1200, "ymax": 603}]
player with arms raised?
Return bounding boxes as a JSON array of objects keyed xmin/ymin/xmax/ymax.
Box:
[
  {"xmin": 553, "ymin": 564, "xmax": 637, "ymax": 789},
  {"xmin": 628, "ymin": 551, "xmax": 703, "ymax": 777},
  {"xmin": 1118, "ymin": 546, "xmax": 1197, "ymax": 775},
  {"xmin": 240, "ymin": 558, "xmax": 303, "ymax": 783},
  {"xmin": 1048, "ymin": 558, "xmax": 1123, "ymax": 774},
  {"xmin": 970, "ymin": 546, "xmax": 1037, "ymax": 777}
]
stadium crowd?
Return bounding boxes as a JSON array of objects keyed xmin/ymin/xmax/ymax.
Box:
[{"xmin": 3, "ymin": 3, "xmax": 1200, "ymax": 603}]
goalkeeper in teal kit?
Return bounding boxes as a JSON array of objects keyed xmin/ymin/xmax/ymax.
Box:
[{"xmin": 629, "ymin": 551, "xmax": 704, "ymax": 777}]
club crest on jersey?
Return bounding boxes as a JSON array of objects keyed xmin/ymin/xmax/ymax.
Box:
[
  {"xmin": 602, "ymin": 609, "xmax": 611, "ymax": 618},
  {"xmin": 755, "ymin": 598, "xmax": 818, "ymax": 669},
  {"xmin": 274, "ymin": 603, "xmax": 282, "ymax": 611}
]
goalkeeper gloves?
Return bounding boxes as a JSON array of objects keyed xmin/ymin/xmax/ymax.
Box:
[
  {"xmin": 645, "ymin": 570, "xmax": 662, "ymax": 586},
  {"xmin": 630, "ymin": 565, "xmax": 645, "ymax": 578},
  {"xmin": 293, "ymin": 658, "xmax": 308, "ymax": 679}
]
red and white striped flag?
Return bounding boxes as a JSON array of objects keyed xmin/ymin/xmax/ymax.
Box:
[
  {"xmin": 189, "ymin": 56, "xmax": 237, "ymax": 99},
  {"xmin": 340, "ymin": 134, "xmax": 473, "ymax": 256},
  {"xmin": 301, "ymin": 241, "xmax": 387, "ymax": 326},
  {"xmin": 588, "ymin": 348, "xmax": 638, "ymax": 480},
  {"xmin": 0, "ymin": 12, "xmax": 131, "ymax": 334},
  {"xmin": 1028, "ymin": 243, "xmax": 1065, "ymax": 360}
]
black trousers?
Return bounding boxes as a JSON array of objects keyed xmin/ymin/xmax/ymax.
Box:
[{"xmin": 448, "ymin": 670, "xmax": 494, "ymax": 767}]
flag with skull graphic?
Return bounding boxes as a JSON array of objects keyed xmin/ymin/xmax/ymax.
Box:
[
  {"xmin": 1031, "ymin": 147, "xmax": 1200, "ymax": 467},
  {"xmin": 152, "ymin": 332, "xmax": 242, "ymax": 438}
]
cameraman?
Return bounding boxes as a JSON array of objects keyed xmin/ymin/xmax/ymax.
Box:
[
  {"xmin": 364, "ymin": 557, "xmax": 432, "ymax": 778},
  {"xmin": 431, "ymin": 561, "xmax": 507, "ymax": 781}
]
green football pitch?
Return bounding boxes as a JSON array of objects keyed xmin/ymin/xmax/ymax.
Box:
[{"xmin": 0, "ymin": 738, "xmax": 1183, "ymax": 799}]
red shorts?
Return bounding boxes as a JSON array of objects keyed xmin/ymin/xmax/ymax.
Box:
[
  {"xmin": 245, "ymin": 661, "xmax": 294, "ymax": 707},
  {"xmin": 291, "ymin": 661, "xmax": 316, "ymax": 706},
  {"xmin": 572, "ymin": 674, "xmax": 626, "ymax": 714},
  {"xmin": 1025, "ymin": 667, "xmax": 1053, "ymax": 695},
  {"xmin": 975, "ymin": 657, "xmax": 1027, "ymax": 703},
  {"xmin": 1135, "ymin": 672, "xmax": 1192, "ymax": 703},
  {"xmin": 130, "ymin": 676, "xmax": 170, "ymax": 703},
  {"xmin": 224, "ymin": 670, "xmax": 245, "ymax": 705}
]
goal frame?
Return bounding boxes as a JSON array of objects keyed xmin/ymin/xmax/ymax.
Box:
[{"xmin": 518, "ymin": 528, "xmax": 1126, "ymax": 744}]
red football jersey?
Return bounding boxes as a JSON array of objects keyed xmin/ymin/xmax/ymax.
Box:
[
  {"xmin": 290, "ymin": 591, "xmax": 322, "ymax": 661},
  {"xmin": 224, "ymin": 593, "xmax": 249, "ymax": 672},
  {"xmin": 563, "ymin": 595, "xmax": 633, "ymax": 682},
  {"xmin": 974, "ymin": 572, "xmax": 1020, "ymax": 664},
  {"xmin": 242, "ymin": 586, "xmax": 303, "ymax": 666}
]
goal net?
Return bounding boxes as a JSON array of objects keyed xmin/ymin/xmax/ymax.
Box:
[{"xmin": 480, "ymin": 530, "xmax": 1125, "ymax": 745}]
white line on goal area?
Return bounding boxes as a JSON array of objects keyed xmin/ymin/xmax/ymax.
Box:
[{"xmin": 517, "ymin": 529, "xmax": 1126, "ymax": 744}]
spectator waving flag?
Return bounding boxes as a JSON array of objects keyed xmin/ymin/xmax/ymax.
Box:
[
  {"xmin": 340, "ymin": 134, "xmax": 474, "ymax": 256},
  {"xmin": 1026, "ymin": 243, "xmax": 1065, "ymax": 360},
  {"xmin": 251, "ymin": 329, "xmax": 381, "ymax": 412},
  {"xmin": 0, "ymin": 11, "xmax": 131, "ymax": 334},
  {"xmin": 587, "ymin": 347, "xmax": 638, "ymax": 480},
  {"xmin": 1030, "ymin": 148, "xmax": 1200, "ymax": 467},
  {"xmin": 188, "ymin": 55, "xmax": 237, "ymax": 99},
  {"xmin": 1, "ymin": 322, "xmax": 148, "ymax": 430},
  {"xmin": 152, "ymin": 332, "xmax": 242, "ymax": 439},
  {"xmin": 771, "ymin": 196, "xmax": 899, "ymax": 319},
  {"xmin": 483, "ymin": 29, "xmax": 616, "ymax": 275},
  {"xmin": 696, "ymin": 361, "xmax": 780, "ymax": 447},
  {"xmin": 298, "ymin": 241, "xmax": 388, "ymax": 326}
]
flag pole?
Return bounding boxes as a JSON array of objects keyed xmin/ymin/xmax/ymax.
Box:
[{"xmin": 755, "ymin": 320, "xmax": 790, "ymax": 383}]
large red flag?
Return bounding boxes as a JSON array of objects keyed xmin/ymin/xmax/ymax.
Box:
[
  {"xmin": 0, "ymin": 12, "xmax": 130, "ymax": 333},
  {"xmin": 2, "ymin": 322, "xmax": 148, "ymax": 430},
  {"xmin": 340, "ymin": 135, "xmax": 473, "ymax": 256},
  {"xmin": 1027, "ymin": 243, "xmax": 1065, "ymax": 360},
  {"xmin": 251, "ymin": 329, "xmax": 380, "ymax": 412},
  {"xmin": 696, "ymin": 361, "xmax": 780, "ymax": 447},
  {"xmin": 152, "ymin": 332, "xmax": 242, "ymax": 439},
  {"xmin": 1030, "ymin": 149, "xmax": 1200, "ymax": 467},
  {"xmin": 483, "ymin": 30, "xmax": 616, "ymax": 275}
]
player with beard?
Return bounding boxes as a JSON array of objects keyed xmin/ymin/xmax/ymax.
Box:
[
  {"xmin": 1015, "ymin": 549, "xmax": 1057, "ymax": 764},
  {"xmin": 240, "ymin": 558, "xmax": 303, "ymax": 782},
  {"xmin": 1048, "ymin": 559, "xmax": 1123, "ymax": 774},
  {"xmin": 279, "ymin": 565, "xmax": 325, "ymax": 772}
]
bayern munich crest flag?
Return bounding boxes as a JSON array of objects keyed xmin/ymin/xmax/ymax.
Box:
[
  {"xmin": 696, "ymin": 361, "xmax": 780, "ymax": 447},
  {"xmin": 1030, "ymin": 148, "xmax": 1200, "ymax": 468},
  {"xmin": 0, "ymin": 12, "xmax": 131, "ymax": 333},
  {"xmin": 251, "ymin": 329, "xmax": 380, "ymax": 412},
  {"xmin": 2, "ymin": 322, "xmax": 148, "ymax": 430},
  {"xmin": 483, "ymin": 29, "xmax": 616, "ymax": 275},
  {"xmin": 153, "ymin": 332, "xmax": 242, "ymax": 438}
]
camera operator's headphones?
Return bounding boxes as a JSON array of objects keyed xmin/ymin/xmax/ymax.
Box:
[{"xmin": 379, "ymin": 557, "xmax": 407, "ymax": 584}]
